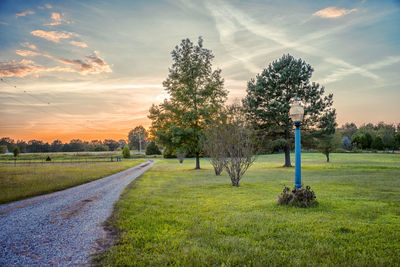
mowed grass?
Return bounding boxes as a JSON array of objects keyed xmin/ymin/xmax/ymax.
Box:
[
  {"xmin": 0, "ymin": 159, "xmax": 146, "ymax": 204},
  {"xmin": 98, "ymin": 153, "xmax": 400, "ymax": 266}
]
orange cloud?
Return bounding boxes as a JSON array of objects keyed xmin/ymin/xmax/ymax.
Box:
[
  {"xmin": 0, "ymin": 59, "xmax": 44, "ymax": 78},
  {"xmin": 57, "ymin": 52, "xmax": 112, "ymax": 74},
  {"xmin": 70, "ymin": 40, "xmax": 88, "ymax": 48},
  {"xmin": 45, "ymin": 12, "xmax": 68, "ymax": 26},
  {"xmin": 16, "ymin": 49, "xmax": 39, "ymax": 57},
  {"xmin": 16, "ymin": 10, "xmax": 35, "ymax": 18},
  {"xmin": 20, "ymin": 42, "xmax": 38, "ymax": 50},
  {"xmin": 31, "ymin": 30, "xmax": 77, "ymax": 43},
  {"xmin": 313, "ymin": 7, "xmax": 357, "ymax": 18}
]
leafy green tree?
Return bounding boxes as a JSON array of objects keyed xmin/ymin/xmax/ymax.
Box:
[
  {"xmin": 145, "ymin": 142, "xmax": 161, "ymax": 155},
  {"xmin": 243, "ymin": 54, "xmax": 335, "ymax": 167},
  {"xmin": 371, "ymin": 136, "xmax": 384, "ymax": 150},
  {"xmin": 0, "ymin": 145, "xmax": 7, "ymax": 153},
  {"xmin": 149, "ymin": 37, "xmax": 227, "ymax": 169},
  {"xmin": 128, "ymin": 126, "xmax": 148, "ymax": 151},
  {"xmin": 122, "ymin": 145, "xmax": 130, "ymax": 158}
]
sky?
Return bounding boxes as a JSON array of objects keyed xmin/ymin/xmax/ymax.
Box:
[{"xmin": 0, "ymin": 0, "xmax": 399, "ymax": 142}]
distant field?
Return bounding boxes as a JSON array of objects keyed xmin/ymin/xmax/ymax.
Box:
[
  {"xmin": 97, "ymin": 153, "xmax": 400, "ymax": 266},
  {"xmin": 0, "ymin": 159, "xmax": 146, "ymax": 204},
  {"xmin": 0, "ymin": 150, "xmax": 156, "ymax": 163}
]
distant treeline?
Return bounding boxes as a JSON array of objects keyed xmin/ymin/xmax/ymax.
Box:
[
  {"xmin": 1, "ymin": 122, "xmax": 399, "ymax": 154},
  {"xmin": 338, "ymin": 122, "xmax": 400, "ymax": 151},
  {"xmin": 0, "ymin": 138, "xmax": 128, "ymax": 153}
]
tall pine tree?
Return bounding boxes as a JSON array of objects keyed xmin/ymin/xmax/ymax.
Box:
[{"xmin": 243, "ymin": 54, "xmax": 335, "ymax": 167}]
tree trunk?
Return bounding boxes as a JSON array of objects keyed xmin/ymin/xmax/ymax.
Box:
[
  {"xmin": 195, "ymin": 152, "xmax": 200, "ymax": 169},
  {"xmin": 231, "ymin": 179, "xmax": 239, "ymax": 187},
  {"xmin": 284, "ymin": 129, "xmax": 292, "ymax": 167},
  {"xmin": 326, "ymin": 153, "xmax": 330, "ymax": 162}
]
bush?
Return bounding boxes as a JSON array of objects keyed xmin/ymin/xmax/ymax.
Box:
[
  {"xmin": 277, "ymin": 186, "xmax": 318, "ymax": 208},
  {"xmin": 122, "ymin": 145, "xmax": 130, "ymax": 158},
  {"xmin": 145, "ymin": 142, "xmax": 161, "ymax": 155}
]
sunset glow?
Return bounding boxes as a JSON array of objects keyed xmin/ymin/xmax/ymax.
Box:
[{"xmin": 1, "ymin": 0, "xmax": 399, "ymax": 142}]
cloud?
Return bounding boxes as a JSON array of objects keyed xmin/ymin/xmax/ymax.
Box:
[
  {"xmin": 16, "ymin": 10, "xmax": 35, "ymax": 18},
  {"xmin": 20, "ymin": 42, "xmax": 38, "ymax": 50},
  {"xmin": 70, "ymin": 40, "xmax": 88, "ymax": 48},
  {"xmin": 0, "ymin": 59, "xmax": 74, "ymax": 78},
  {"xmin": 57, "ymin": 52, "xmax": 112, "ymax": 74},
  {"xmin": 45, "ymin": 12, "xmax": 68, "ymax": 26},
  {"xmin": 16, "ymin": 50, "xmax": 40, "ymax": 57},
  {"xmin": 0, "ymin": 21, "xmax": 8, "ymax": 25},
  {"xmin": 31, "ymin": 30, "xmax": 78, "ymax": 43},
  {"xmin": 313, "ymin": 7, "xmax": 357, "ymax": 18},
  {"xmin": 1, "ymin": 51, "xmax": 111, "ymax": 78},
  {"xmin": 38, "ymin": 4, "xmax": 52, "ymax": 9}
]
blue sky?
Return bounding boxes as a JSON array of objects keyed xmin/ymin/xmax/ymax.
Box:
[{"xmin": 0, "ymin": 0, "xmax": 399, "ymax": 141}]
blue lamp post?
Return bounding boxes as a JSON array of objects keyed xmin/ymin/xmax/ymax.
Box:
[{"xmin": 289, "ymin": 97, "xmax": 304, "ymax": 189}]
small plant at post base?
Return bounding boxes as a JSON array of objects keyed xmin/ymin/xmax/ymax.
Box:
[
  {"xmin": 122, "ymin": 145, "xmax": 130, "ymax": 159},
  {"xmin": 277, "ymin": 185, "xmax": 318, "ymax": 208}
]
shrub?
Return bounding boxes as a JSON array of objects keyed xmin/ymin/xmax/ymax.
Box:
[
  {"xmin": 122, "ymin": 145, "xmax": 130, "ymax": 158},
  {"xmin": 145, "ymin": 142, "xmax": 161, "ymax": 155},
  {"xmin": 277, "ymin": 186, "xmax": 318, "ymax": 208}
]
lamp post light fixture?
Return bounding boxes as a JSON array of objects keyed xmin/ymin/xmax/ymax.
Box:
[{"xmin": 289, "ymin": 97, "xmax": 305, "ymax": 189}]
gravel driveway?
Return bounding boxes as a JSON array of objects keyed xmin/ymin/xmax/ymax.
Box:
[{"xmin": 0, "ymin": 160, "xmax": 154, "ymax": 266}]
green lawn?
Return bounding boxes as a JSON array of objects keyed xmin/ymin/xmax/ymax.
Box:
[
  {"xmin": 97, "ymin": 153, "xmax": 400, "ymax": 266},
  {"xmin": 0, "ymin": 159, "xmax": 146, "ymax": 204}
]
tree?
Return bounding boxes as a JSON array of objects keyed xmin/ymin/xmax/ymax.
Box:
[
  {"xmin": 371, "ymin": 136, "xmax": 384, "ymax": 150},
  {"xmin": 149, "ymin": 37, "xmax": 227, "ymax": 169},
  {"xmin": 315, "ymin": 110, "xmax": 338, "ymax": 162},
  {"xmin": 122, "ymin": 145, "xmax": 130, "ymax": 158},
  {"xmin": 13, "ymin": 146, "xmax": 20, "ymax": 157},
  {"xmin": 317, "ymin": 132, "xmax": 341, "ymax": 162},
  {"xmin": 104, "ymin": 139, "xmax": 120, "ymax": 151},
  {"xmin": 341, "ymin": 136, "xmax": 352, "ymax": 150},
  {"xmin": 0, "ymin": 145, "xmax": 7, "ymax": 153},
  {"xmin": 243, "ymin": 54, "xmax": 334, "ymax": 167},
  {"xmin": 221, "ymin": 104, "xmax": 257, "ymax": 186},
  {"xmin": 50, "ymin": 140, "xmax": 63, "ymax": 152},
  {"xmin": 340, "ymin": 122, "xmax": 358, "ymax": 139},
  {"xmin": 0, "ymin": 137, "xmax": 15, "ymax": 152},
  {"xmin": 203, "ymin": 117, "xmax": 227, "ymax": 175},
  {"xmin": 145, "ymin": 141, "xmax": 161, "ymax": 155},
  {"xmin": 128, "ymin": 126, "xmax": 148, "ymax": 151}
]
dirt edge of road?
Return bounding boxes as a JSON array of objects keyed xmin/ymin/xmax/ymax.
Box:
[{"xmin": 90, "ymin": 161, "xmax": 153, "ymax": 266}]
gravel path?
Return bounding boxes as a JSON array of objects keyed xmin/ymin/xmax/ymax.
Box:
[{"xmin": 0, "ymin": 160, "xmax": 155, "ymax": 266}]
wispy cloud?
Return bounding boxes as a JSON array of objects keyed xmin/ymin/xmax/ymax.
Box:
[
  {"xmin": 37, "ymin": 4, "xmax": 52, "ymax": 10},
  {"xmin": 321, "ymin": 56, "xmax": 400, "ymax": 83},
  {"xmin": 0, "ymin": 59, "xmax": 75, "ymax": 78},
  {"xmin": 20, "ymin": 42, "xmax": 38, "ymax": 50},
  {"xmin": 16, "ymin": 10, "xmax": 35, "ymax": 18},
  {"xmin": 0, "ymin": 21, "xmax": 8, "ymax": 25},
  {"xmin": 16, "ymin": 49, "xmax": 40, "ymax": 57},
  {"xmin": 57, "ymin": 52, "xmax": 112, "ymax": 75},
  {"xmin": 70, "ymin": 40, "xmax": 88, "ymax": 48},
  {"xmin": 313, "ymin": 7, "xmax": 357, "ymax": 18},
  {"xmin": 30, "ymin": 30, "xmax": 78, "ymax": 43},
  {"xmin": 1, "ymin": 51, "xmax": 112, "ymax": 78}
]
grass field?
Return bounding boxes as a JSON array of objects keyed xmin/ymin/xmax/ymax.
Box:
[
  {"xmin": 0, "ymin": 159, "xmax": 146, "ymax": 204},
  {"xmin": 97, "ymin": 153, "xmax": 400, "ymax": 266}
]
